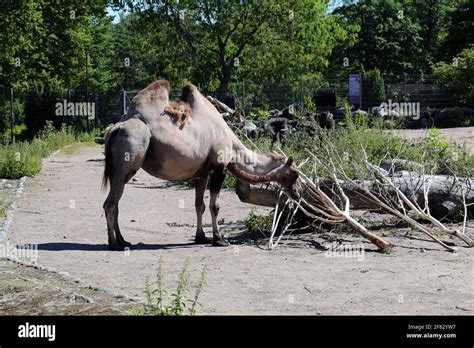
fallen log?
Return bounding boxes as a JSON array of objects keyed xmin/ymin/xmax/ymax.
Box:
[{"xmin": 236, "ymin": 172, "xmax": 474, "ymax": 219}]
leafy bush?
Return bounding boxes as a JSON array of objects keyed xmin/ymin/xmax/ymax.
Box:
[
  {"xmin": 363, "ymin": 68, "xmax": 386, "ymax": 101},
  {"xmin": 420, "ymin": 129, "xmax": 473, "ymax": 176},
  {"xmin": 248, "ymin": 109, "xmax": 473, "ymax": 179},
  {"xmin": 130, "ymin": 258, "xmax": 206, "ymax": 316},
  {"xmin": 433, "ymin": 48, "xmax": 474, "ymax": 105},
  {"xmin": 0, "ymin": 98, "xmax": 25, "ymax": 136},
  {"xmin": 433, "ymin": 107, "xmax": 474, "ymax": 128},
  {"xmin": 247, "ymin": 109, "xmax": 272, "ymax": 123},
  {"xmin": 245, "ymin": 209, "xmax": 273, "ymax": 235},
  {"xmin": 304, "ymin": 95, "xmax": 317, "ymax": 113},
  {"xmin": 222, "ymin": 173, "xmax": 237, "ymax": 188},
  {"xmin": 0, "ymin": 141, "xmax": 43, "ymax": 178}
]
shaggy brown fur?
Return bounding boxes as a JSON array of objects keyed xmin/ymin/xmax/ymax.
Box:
[
  {"xmin": 132, "ymin": 79, "xmax": 170, "ymax": 106},
  {"xmin": 163, "ymin": 100, "xmax": 192, "ymax": 129}
]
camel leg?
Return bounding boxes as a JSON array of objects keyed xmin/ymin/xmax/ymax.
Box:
[
  {"xmin": 194, "ymin": 177, "xmax": 211, "ymax": 244},
  {"xmin": 103, "ymin": 119, "xmax": 150, "ymax": 250},
  {"xmin": 104, "ymin": 179, "xmax": 126, "ymax": 250},
  {"xmin": 114, "ymin": 207, "xmax": 131, "ymax": 247},
  {"xmin": 209, "ymin": 167, "xmax": 230, "ymax": 247}
]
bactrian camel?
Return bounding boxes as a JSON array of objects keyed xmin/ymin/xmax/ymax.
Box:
[{"xmin": 102, "ymin": 80, "xmax": 300, "ymax": 250}]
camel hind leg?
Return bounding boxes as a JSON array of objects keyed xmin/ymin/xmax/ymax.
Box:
[
  {"xmin": 209, "ymin": 166, "xmax": 229, "ymax": 247},
  {"xmin": 103, "ymin": 118, "xmax": 150, "ymax": 250},
  {"xmin": 104, "ymin": 179, "xmax": 126, "ymax": 250},
  {"xmin": 194, "ymin": 177, "xmax": 211, "ymax": 244}
]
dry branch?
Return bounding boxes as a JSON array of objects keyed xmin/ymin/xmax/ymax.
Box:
[
  {"xmin": 206, "ymin": 96, "xmax": 242, "ymax": 122},
  {"xmin": 236, "ymin": 153, "xmax": 472, "ymax": 252}
]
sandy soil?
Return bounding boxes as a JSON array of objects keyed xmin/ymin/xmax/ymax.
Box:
[{"xmin": 1, "ymin": 129, "xmax": 474, "ymax": 315}]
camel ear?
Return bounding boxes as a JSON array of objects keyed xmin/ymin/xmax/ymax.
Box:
[{"xmin": 286, "ymin": 156, "xmax": 294, "ymax": 166}]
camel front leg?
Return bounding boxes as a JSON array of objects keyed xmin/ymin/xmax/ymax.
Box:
[
  {"xmin": 209, "ymin": 169, "xmax": 230, "ymax": 246},
  {"xmin": 194, "ymin": 177, "xmax": 210, "ymax": 244}
]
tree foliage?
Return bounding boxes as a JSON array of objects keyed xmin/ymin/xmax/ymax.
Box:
[
  {"xmin": 114, "ymin": 0, "xmax": 345, "ymax": 93},
  {"xmin": 0, "ymin": 0, "xmax": 473, "ymax": 106},
  {"xmin": 0, "ymin": 0, "xmax": 113, "ymax": 92},
  {"xmin": 433, "ymin": 47, "xmax": 474, "ymax": 105}
]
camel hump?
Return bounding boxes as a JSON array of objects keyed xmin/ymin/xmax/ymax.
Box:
[
  {"xmin": 181, "ymin": 83, "xmax": 198, "ymax": 104},
  {"xmin": 146, "ymin": 79, "xmax": 171, "ymax": 93},
  {"xmin": 132, "ymin": 80, "xmax": 171, "ymax": 107}
]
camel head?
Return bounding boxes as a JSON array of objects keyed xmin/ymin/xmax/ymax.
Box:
[{"xmin": 273, "ymin": 156, "xmax": 300, "ymax": 200}]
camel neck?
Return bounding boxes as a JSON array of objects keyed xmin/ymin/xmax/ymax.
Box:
[{"xmin": 227, "ymin": 136, "xmax": 283, "ymax": 183}]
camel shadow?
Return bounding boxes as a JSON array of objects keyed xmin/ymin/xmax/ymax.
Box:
[{"xmin": 36, "ymin": 242, "xmax": 196, "ymax": 251}]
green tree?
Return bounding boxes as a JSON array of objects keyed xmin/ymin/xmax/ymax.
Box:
[
  {"xmin": 109, "ymin": 12, "xmax": 191, "ymax": 91},
  {"xmin": 408, "ymin": 0, "xmax": 457, "ymax": 70},
  {"xmin": 333, "ymin": 0, "xmax": 423, "ymax": 78},
  {"xmin": 116, "ymin": 0, "xmax": 344, "ymax": 94},
  {"xmin": 433, "ymin": 47, "xmax": 474, "ymax": 105},
  {"xmin": 442, "ymin": 0, "xmax": 474, "ymax": 60},
  {"xmin": 0, "ymin": 0, "xmax": 112, "ymax": 92}
]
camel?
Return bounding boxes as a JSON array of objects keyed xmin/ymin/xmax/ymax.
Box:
[{"xmin": 102, "ymin": 80, "xmax": 300, "ymax": 250}]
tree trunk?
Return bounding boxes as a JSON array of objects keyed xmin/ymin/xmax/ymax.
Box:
[
  {"xmin": 236, "ymin": 172, "xmax": 474, "ymax": 219},
  {"xmin": 217, "ymin": 62, "xmax": 233, "ymax": 96}
]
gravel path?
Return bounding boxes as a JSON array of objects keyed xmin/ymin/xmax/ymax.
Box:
[{"xmin": 3, "ymin": 139, "xmax": 474, "ymax": 314}]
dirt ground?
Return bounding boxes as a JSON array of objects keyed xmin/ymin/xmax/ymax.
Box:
[{"xmin": 1, "ymin": 128, "xmax": 473, "ymax": 315}]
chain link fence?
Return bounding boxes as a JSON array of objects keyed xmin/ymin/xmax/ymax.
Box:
[{"xmin": 0, "ymin": 74, "xmax": 463, "ymax": 143}]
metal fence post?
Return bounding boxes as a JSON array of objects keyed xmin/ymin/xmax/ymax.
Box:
[
  {"xmin": 123, "ymin": 90, "xmax": 127, "ymax": 115},
  {"xmin": 242, "ymin": 79, "xmax": 245, "ymax": 111},
  {"xmin": 10, "ymin": 87, "xmax": 14, "ymax": 144},
  {"xmin": 95, "ymin": 91, "xmax": 99, "ymax": 129},
  {"xmin": 404, "ymin": 73, "xmax": 407, "ymax": 100}
]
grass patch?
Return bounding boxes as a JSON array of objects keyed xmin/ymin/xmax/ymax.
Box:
[
  {"xmin": 244, "ymin": 209, "xmax": 273, "ymax": 236},
  {"xmin": 61, "ymin": 142, "xmax": 97, "ymax": 155},
  {"xmin": 0, "ymin": 122, "xmax": 102, "ymax": 179},
  {"xmin": 248, "ymin": 111, "xmax": 474, "ymax": 179},
  {"xmin": 129, "ymin": 258, "xmax": 206, "ymax": 316}
]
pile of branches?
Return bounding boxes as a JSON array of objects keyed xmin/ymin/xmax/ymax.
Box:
[
  {"xmin": 236, "ymin": 141, "xmax": 473, "ymax": 253},
  {"xmin": 210, "ymin": 96, "xmax": 473, "ymax": 252}
]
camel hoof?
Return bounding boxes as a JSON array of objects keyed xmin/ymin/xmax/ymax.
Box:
[
  {"xmin": 194, "ymin": 235, "xmax": 212, "ymax": 244},
  {"xmin": 118, "ymin": 240, "xmax": 132, "ymax": 248},
  {"xmin": 107, "ymin": 243, "xmax": 125, "ymax": 251},
  {"xmin": 212, "ymin": 239, "xmax": 230, "ymax": 247}
]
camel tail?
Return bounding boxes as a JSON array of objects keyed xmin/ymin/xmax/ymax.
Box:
[{"xmin": 102, "ymin": 126, "xmax": 120, "ymax": 191}]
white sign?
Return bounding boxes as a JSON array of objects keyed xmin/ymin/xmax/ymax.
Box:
[{"xmin": 348, "ymin": 74, "xmax": 361, "ymax": 105}]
